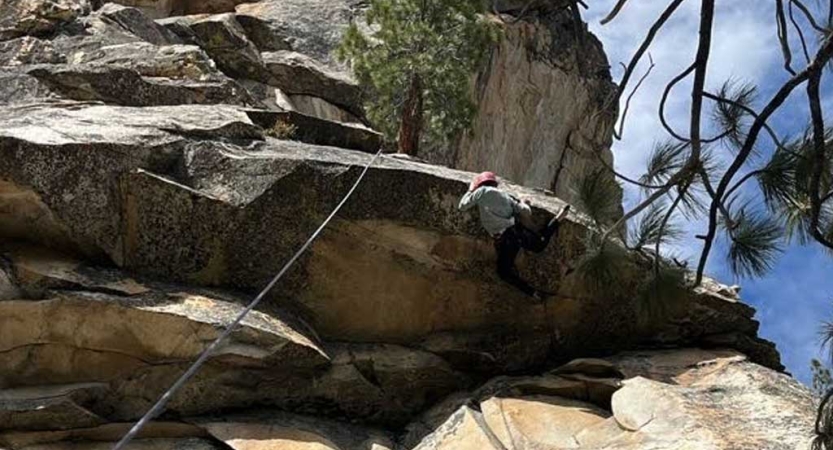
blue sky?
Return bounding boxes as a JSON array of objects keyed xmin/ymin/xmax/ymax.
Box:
[{"xmin": 582, "ymin": 1, "xmax": 833, "ymax": 384}]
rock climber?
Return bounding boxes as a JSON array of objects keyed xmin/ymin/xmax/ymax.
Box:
[{"xmin": 458, "ymin": 171, "xmax": 570, "ymax": 301}]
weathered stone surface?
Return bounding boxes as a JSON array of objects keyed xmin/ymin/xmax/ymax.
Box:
[
  {"xmin": 18, "ymin": 437, "xmax": 225, "ymax": 449},
  {"xmin": 0, "ymin": 383, "xmax": 108, "ymax": 431},
  {"xmin": 0, "ymin": 422, "xmax": 208, "ymax": 449},
  {"xmin": 194, "ymin": 411, "xmax": 394, "ymax": 450},
  {"xmin": 247, "ymin": 110, "xmax": 381, "ymax": 153},
  {"xmin": 603, "ymin": 360, "xmax": 813, "ymax": 449},
  {"xmin": 29, "ymin": 64, "xmax": 257, "ymax": 106},
  {"xmin": 0, "ymin": 0, "xmax": 90, "ymax": 41},
  {"xmin": 450, "ymin": 10, "xmax": 621, "ymax": 209},
  {"xmin": 0, "ymin": 3, "xmax": 809, "ymax": 446},
  {"xmin": 262, "ymin": 50, "xmax": 363, "ymax": 117},
  {"xmin": 94, "ymin": 3, "xmax": 181, "ymax": 45},
  {"xmin": 0, "ymin": 70, "xmax": 55, "ymax": 103},
  {"xmin": 71, "ymin": 42, "xmax": 221, "ymax": 80},
  {"xmin": 0, "ymin": 247, "xmax": 469, "ymax": 427},
  {"xmin": 411, "ymin": 406, "xmax": 505, "ymax": 450},
  {"xmin": 0, "ymin": 264, "xmax": 23, "ymax": 300},
  {"xmin": 0, "ymin": 36, "xmax": 65, "ymax": 66},
  {"xmin": 407, "ymin": 349, "xmax": 813, "ymax": 450},
  {"xmin": 186, "ymin": 13, "xmax": 271, "ymax": 82},
  {"xmin": 552, "ymin": 358, "xmax": 623, "ymax": 378},
  {"xmin": 241, "ymin": 81, "xmax": 363, "ymax": 124},
  {"xmin": 284, "ymin": 93, "xmax": 363, "ymax": 125},
  {"xmin": 234, "ymin": 0, "xmax": 362, "ymax": 67},
  {"xmin": 481, "ymin": 395, "xmax": 611, "ymax": 449},
  {"xmin": 0, "ymin": 287, "xmax": 328, "ymax": 388},
  {"xmin": 108, "ymin": 0, "xmax": 251, "ymax": 19}
]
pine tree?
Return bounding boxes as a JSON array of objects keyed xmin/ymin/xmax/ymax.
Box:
[
  {"xmin": 813, "ymin": 359, "xmax": 833, "ymax": 399},
  {"xmin": 338, "ymin": 0, "xmax": 498, "ymax": 156}
]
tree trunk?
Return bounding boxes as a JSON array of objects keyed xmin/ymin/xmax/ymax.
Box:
[{"xmin": 397, "ymin": 74, "xmax": 423, "ymax": 156}]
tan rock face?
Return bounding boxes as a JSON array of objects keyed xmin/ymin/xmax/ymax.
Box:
[
  {"xmin": 409, "ymin": 350, "xmax": 814, "ymax": 450},
  {"xmin": 481, "ymin": 395, "xmax": 610, "ymax": 448},
  {"xmin": 196, "ymin": 412, "xmax": 394, "ymax": 450},
  {"xmin": 431, "ymin": 10, "xmax": 620, "ymax": 211}
]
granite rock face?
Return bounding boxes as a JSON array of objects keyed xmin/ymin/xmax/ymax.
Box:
[
  {"xmin": 407, "ymin": 350, "xmax": 813, "ymax": 450},
  {"xmin": 454, "ymin": 6, "xmax": 621, "ymax": 207},
  {"xmin": 0, "ymin": 1, "xmax": 813, "ymax": 449}
]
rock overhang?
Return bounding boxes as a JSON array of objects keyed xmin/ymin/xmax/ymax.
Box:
[{"xmin": 0, "ymin": 101, "xmax": 782, "ymax": 375}]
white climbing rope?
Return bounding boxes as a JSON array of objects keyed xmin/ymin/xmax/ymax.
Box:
[{"xmin": 112, "ymin": 147, "xmax": 384, "ymax": 450}]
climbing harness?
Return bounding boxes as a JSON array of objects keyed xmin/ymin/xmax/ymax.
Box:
[{"xmin": 111, "ymin": 147, "xmax": 384, "ymax": 450}]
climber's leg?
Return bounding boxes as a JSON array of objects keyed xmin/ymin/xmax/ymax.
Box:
[
  {"xmin": 520, "ymin": 204, "xmax": 570, "ymax": 254},
  {"xmin": 517, "ymin": 225, "xmax": 548, "ymax": 253},
  {"xmin": 495, "ymin": 226, "xmax": 537, "ymax": 296}
]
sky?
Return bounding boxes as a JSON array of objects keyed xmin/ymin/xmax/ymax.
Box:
[{"xmin": 581, "ymin": 0, "xmax": 833, "ymax": 385}]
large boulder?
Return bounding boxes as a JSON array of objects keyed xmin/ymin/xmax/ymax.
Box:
[
  {"xmin": 407, "ymin": 349, "xmax": 814, "ymax": 450},
  {"xmin": 92, "ymin": 3, "xmax": 182, "ymax": 45},
  {"xmin": 234, "ymin": 0, "xmax": 362, "ymax": 67},
  {"xmin": 262, "ymin": 50, "xmax": 363, "ymax": 117},
  {"xmin": 183, "ymin": 13, "xmax": 271, "ymax": 82}
]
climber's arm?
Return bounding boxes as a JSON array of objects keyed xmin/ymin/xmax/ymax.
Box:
[
  {"xmin": 511, "ymin": 196, "xmax": 532, "ymax": 217},
  {"xmin": 458, "ymin": 188, "xmax": 483, "ymax": 211}
]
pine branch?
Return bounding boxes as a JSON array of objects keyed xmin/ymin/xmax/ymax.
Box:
[{"xmin": 695, "ymin": 34, "xmax": 833, "ymax": 285}]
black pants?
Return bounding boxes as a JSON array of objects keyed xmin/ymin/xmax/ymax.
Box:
[{"xmin": 494, "ymin": 221, "xmax": 560, "ymax": 296}]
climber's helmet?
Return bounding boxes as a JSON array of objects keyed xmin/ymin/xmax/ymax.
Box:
[{"xmin": 470, "ymin": 171, "xmax": 498, "ymax": 191}]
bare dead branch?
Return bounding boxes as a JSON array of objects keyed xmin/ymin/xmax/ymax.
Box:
[
  {"xmin": 615, "ymin": 53, "xmax": 655, "ymax": 139},
  {"xmin": 791, "ymin": 0, "xmax": 827, "ymax": 33},
  {"xmin": 806, "ymin": 68, "xmax": 833, "ymax": 249},
  {"xmin": 723, "ymin": 168, "xmax": 767, "ymax": 201},
  {"xmin": 687, "ymin": 0, "xmax": 715, "ymax": 162},
  {"xmin": 789, "ymin": 0, "xmax": 812, "ymax": 63},
  {"xmin": 612, "ymin": 0, "xmax": 686, "ymax": 136},
  {"xmin": 776, "ymin": 0, "xmax": 797, "ymax": 75},
  {"xmin": 600, "ymin": 0, "xmax": 631, "ymax": 25},
  {"xmin": 660, "ymin": 63, "xmax": 696, "ymax": 142},
  {"xmin": 654, "ymin": 184, "xmax": 687, "ymax": 270},
  {"xmin": 589, "ymin": 139, "xmax": 669, "ymax": 190}
]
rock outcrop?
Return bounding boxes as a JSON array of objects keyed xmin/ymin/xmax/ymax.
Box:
[
  {"xmin": 454, "ymin": 4, "xmax": 620, "ymax": 206},
  {"xmin": 0, "ymin": 1, "xmax": 814, "ymax": 449}
]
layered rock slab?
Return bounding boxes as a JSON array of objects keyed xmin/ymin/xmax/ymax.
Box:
[
  {"xmin": 409, "ymin": 349, "xmax": 813, "ymax": 450},
  {"xmin": 0, "ymin": 245, "xmax": 469, "ymax": 426},
  {"xmin": 0, "ymin": 102, "xmax": 779, "ymax": 374}
]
